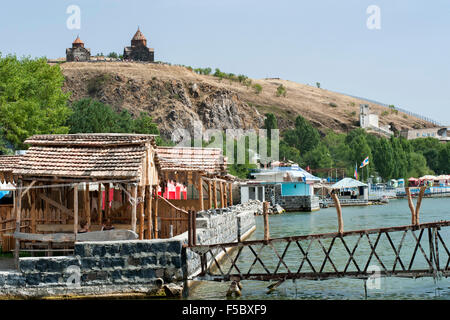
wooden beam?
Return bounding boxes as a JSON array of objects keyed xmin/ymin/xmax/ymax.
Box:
[
  {"xmin": 38, "ymin": 193, "xmax": 73, "ymax": 216},
  {"xmin": 138, "ymin": 185, "xmax": 145, "ymax": 240},
  {"xmin": 20, "ymin": 180, "xmax": 36, "ymax": 199},
  {"xmin": 105, "ymin": 183, "xmax": 110, "ymax": 219},
  {"xmin": 220, "ymin": 182, "xmax": 225, "ymax": 208},
  {"xmin": 198, "ymin": 175, "xmax": 204, "ymax": 212},
  {"xmin": 208, "ymin": 180, "xmax": 213, "ymax": 209},
  {"xmin": 131, "ymin": 184, "xmax": 137, "ymax": 233},
  {"xmin": 146, "ymin": 185, "xmax": 152, "ymax": 239},
  {"xmin": 73, "ymin": 184, "xmax": 79, "ymax": 239},
  {"xmin": 31, "ymin": 189, "xmax": 36, "ymax": 234},
  {"xmin": 97, "ymin": 183, "xmax": 102, "ymax": 224},
  {"xmin": 229, "ymin": 182, "xmax": 233, "ymax": 206},
  {"xmin": 84, "ymin": 183, "xmax": 90, "ymax": 228},
  {"xmin": 213, "ymin": 180, "xmax": 218, "ymax": 209},
  {"xmin": 14, "ymin": 180, "xmax": 23, "ymax": 270},
  {"xmin": 154, "ymin": 187, "xmax": 159, "ymax": 239}
]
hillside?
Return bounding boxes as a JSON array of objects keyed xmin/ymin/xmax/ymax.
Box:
[{"xmin": 60, "ymin": 62, "xmax": 436, "ymax": 141}]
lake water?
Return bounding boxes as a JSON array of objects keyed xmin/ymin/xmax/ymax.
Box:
[{"xmin": 188, "ymin": 197, "xmax": 450, "ymax": 300}]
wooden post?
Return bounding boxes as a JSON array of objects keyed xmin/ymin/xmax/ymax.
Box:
[
  {"xmin": 228, "ymin": 182, "xmax": 233, "ymax": 206},
  {"xmin": 222, "ymin": 182, "xmax": 228, "ymax": 208},
  {"xmin": 331, "ymin": 192, "xmax": 344, "ymax": 234},
  {"xmin": 154, "ymin": 186, "xmax": 159, "ymax": 239},
  {"xmin": 208, "ymin": 180, "xmax": 213, "ymax": 209},
  {"xmin": 131, "ymin": 184, "xmax": 137, "ymax": 233},
  {"xmin": 415, "ymin": 186, "xmax": 427, "ymax": 226},
  {"xmin": 105, "ymin": 183, "xmax": 110, "ymax": 219},
  {"xmin": 84, "ymin": 183, "xmax": 90, "ymax": 228},
  {"xmin": 14, "ymin": 180, "xmax": 23, "ymax": 270},
  {"xmin": 97, "ymin": 183, "xmax": 103, "ymax": 225},
  {"xmin": 263, "ymin": 201, "xmax": 270, "ymax": 241},
  {"xmin": 138, "ymin": 185, "xmax": 145, "ymax": 240},
  {"xmin": 213, "ymin": 180, "xmax": 218, "ymax": 209},
  {"xmin": 31, "ymin": 189, "xmax": 36, "ymax": 234},
  {"xmin": 187, "ymin": 210, "xmax": 192, "ymax": 247},
  {"xmin": 405, "ymin": 187, "xmax": 416, "ymax": 225},
  {"xmin": 192, "ymin": 211, "xmax": 197, "ymax": 246},
  {"xmin": 198, "ymin": 176, "xmax": 204, "ymax": 212},
  {"xmin": 220, "ymin": 182, "xmax": 225, "ymax": 208},
  {"xmin": 146, "ymin": 185, "xmax": 152, "ymax": 239},
  {"xmin": 73, "ymin": 184, "xmax": 79, "ymax": 239}
]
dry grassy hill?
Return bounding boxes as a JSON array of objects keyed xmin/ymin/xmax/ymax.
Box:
[{"xmin": 60, "ymin": 62, "xmax": 435, "ymax": 140}]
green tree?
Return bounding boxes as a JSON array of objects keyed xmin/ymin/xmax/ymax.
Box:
[
  {"xmin": 438, "ymin": 143, "xmax": 450, "ymax": 174},
  {"xmin": 410, "ymin": 137, "xmax": 442, "ymax": 173},
  {"xmin": 67, "ymin": 98, "xmax": 120, "ymax": 133},
  {"xmin": 372, "ymin": 138, "xmax": 395, "ymax": 180},
  {"xmin": 303, "ymin": 143, "xmax": 333, "ymax": 170},
  {"xmin": 0, "ymin": 54, "xmax": 71, "ymax": 150},
  {"xmin": 284, "ymin": 115, "xmax": 320, "ymax": 154}
]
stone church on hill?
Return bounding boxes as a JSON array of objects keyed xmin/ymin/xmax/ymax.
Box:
[
  {"xmin": 66, "ymin": 36, "xmax": 91, "ymax": 62},
  {"xmin": 123, "ymin": 28, "xmax": 155, "ymax": 62}
]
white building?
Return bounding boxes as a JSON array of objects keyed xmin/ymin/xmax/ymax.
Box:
[{"xmin": 360, "ymin": 104, "xmax": 393, "ymax": 136}]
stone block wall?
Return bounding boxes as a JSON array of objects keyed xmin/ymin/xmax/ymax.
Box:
[
  {"xmin": 0, "ymin": 201, "xmax": 260, "ymax": 297},
  {"xmin": 0, "ymin": 239, "xmax": 184, "ymax": 297},
  {"xmin": 173, "ymin": 200, "xmax": 260, "ymax": 277}
]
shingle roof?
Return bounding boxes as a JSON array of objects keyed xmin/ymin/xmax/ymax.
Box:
[
  {"xmin": 155, "ymin": 147, "xmax": 227, "ymax": 175},
  {"xmin": 14, "ymin": 134, "xmax": 156, "ymax": 180},
  {"xmin": 0, "ymin": 155, "xmax": 21, "ymax": 183}
]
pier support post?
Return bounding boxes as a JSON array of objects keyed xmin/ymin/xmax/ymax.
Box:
[
  {"xmin": 415, "ymin": 186, "xmax": 427, "ymax": 225},
  {"xmin": 331, "ymin": 191, "xmax": 344, "ymax": 234},
  {"xmin": 405, "ymin": 187, "xmax": 416, "ymax": 225},
  {"xmin": 263, "ymin": 201, "xmax": 270, "ymax": 241}
]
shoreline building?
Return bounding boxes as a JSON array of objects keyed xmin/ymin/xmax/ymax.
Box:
[
  {"xmin": 240, "ymin": 165, "xmax": 321, "ymax": 212},
  {"xmin": 123, "ymin": 28, "xmax": 154, "ymax": 62},
  {"xmin": 400, "ymin": 126, "xmax": 449, "ymax": 142},
  {"xmin": 66, "ymin": 36, "xmax": 91, "ymax": 62}
]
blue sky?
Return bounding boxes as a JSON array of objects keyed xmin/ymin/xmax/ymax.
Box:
[{"xmin": 1, "ymin": 0, "xmax": 449, "ymax": 124}]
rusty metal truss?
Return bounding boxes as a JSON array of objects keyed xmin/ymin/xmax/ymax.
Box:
[{"xmin": 189, "ymin": 220, "xmax": 450, "ymax": 282}]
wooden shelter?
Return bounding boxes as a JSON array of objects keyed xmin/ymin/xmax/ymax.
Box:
[
  {"xmin": 0, "ymin": 135, "xmax": 237, "ymax": 262},
  {"xmin": 7, "ymin": 133, "xmax": 160, "ymax": 258},
  {"xmin": 154, "ymin": 146, "xmax": 234, "ymax": 238}
]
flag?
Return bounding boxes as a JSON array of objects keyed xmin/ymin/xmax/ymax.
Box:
[
  {"xmin": 359, "ymin": 156, "xmax": 369, "ymax": 168},
  {"xmin": 354, "ymin": 163, "xmax": 358, "ymax": 180}
]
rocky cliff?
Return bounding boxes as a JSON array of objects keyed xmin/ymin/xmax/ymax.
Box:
[{"xmin": 60, "ymin": 62, "xmax": 435, "ymax": 141}]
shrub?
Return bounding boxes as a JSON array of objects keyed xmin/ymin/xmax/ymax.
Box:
[
  {"xmin": 276, "ymin": 84, "xmax": 287, "ymax": 97},
  {"xmin": 381, "ymin": 110, "xmax": 389, "ymax": 117},
  {"xmin": 252, "ymin": 84, "xmax": 263, "ymax": 94},
  {"xmin": 316, "ymin": 82, "xmax": 321, "ymax": 88},
  {"xmin": 329, "ymin": 102, "xmax": 337, "ymax": 108}
]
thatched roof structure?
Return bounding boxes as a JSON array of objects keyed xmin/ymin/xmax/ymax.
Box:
[{"xmin": 13, "ymin": 134, "xmax": 158, "ymax": 182}]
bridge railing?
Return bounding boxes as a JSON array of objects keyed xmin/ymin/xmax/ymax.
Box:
[{"xmin": 189, "ymin": 220, "xmax": 450, "ymax": 282}]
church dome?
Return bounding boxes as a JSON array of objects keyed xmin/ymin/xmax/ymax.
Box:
[
  {"xmin": 72, "ymin": 36, "xmax": 84, "ymax": 48},
  {"xmin": 131, "ymin": 28, "xmax": 147, "ymax": 46}
]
